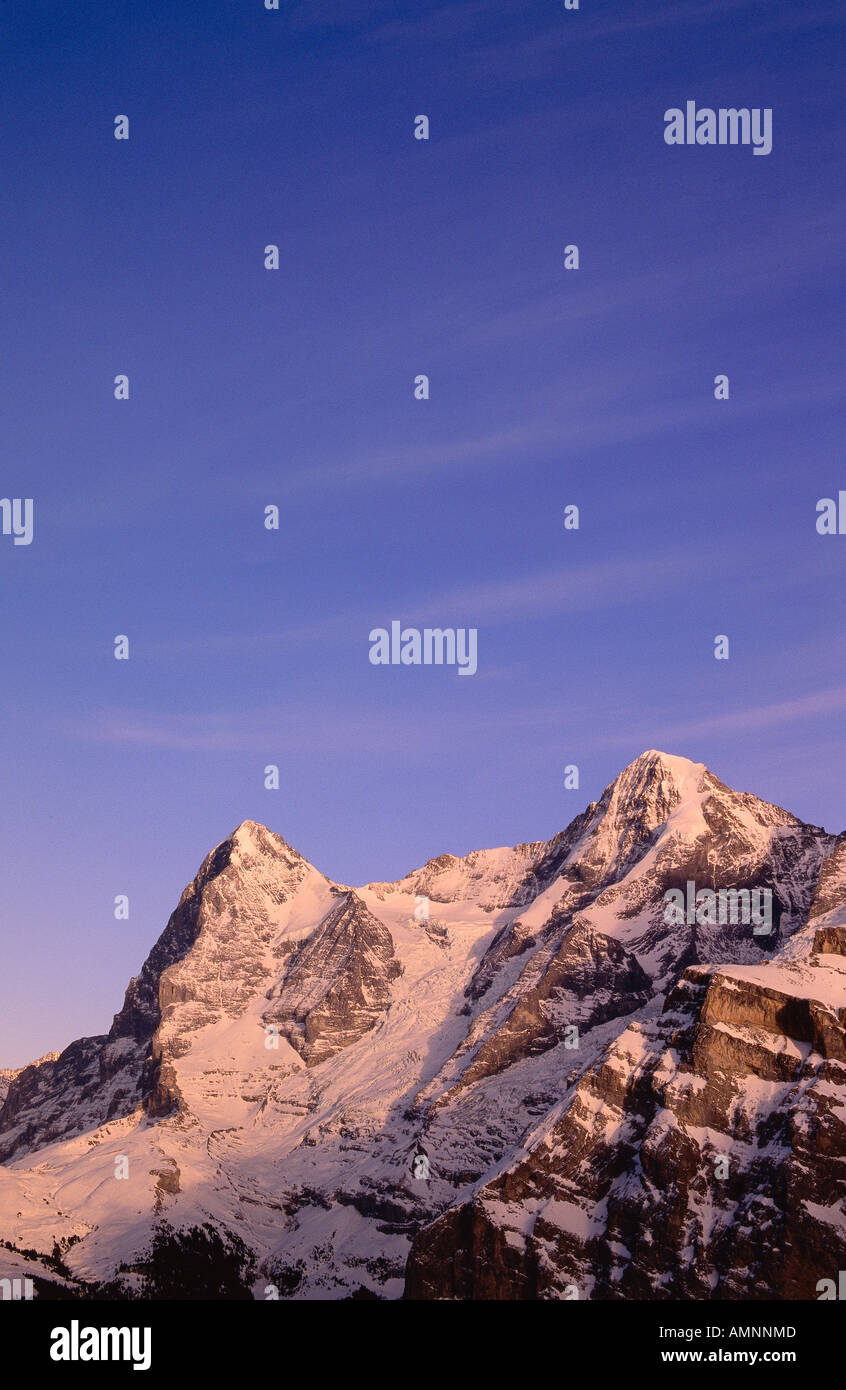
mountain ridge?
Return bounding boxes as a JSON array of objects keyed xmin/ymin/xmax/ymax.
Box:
[{"xmin": 1, "ymin": 750, "xmax": 843, "ymax": 1300}]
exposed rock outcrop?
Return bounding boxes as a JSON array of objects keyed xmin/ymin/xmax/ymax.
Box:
[
  {"xmin": 263, "ymin": 892, "xmax": 402, "ymax": 1065},
  {"xmin": 406, "ymin": 946, "xmax": 846, "ymax": 1299}
]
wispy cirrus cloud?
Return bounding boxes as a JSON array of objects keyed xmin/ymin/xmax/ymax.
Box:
[
  {"xmin": 138, "ymin": 550, "xmax": 696, "ymax": 664},
  {"xmin": 583, "ymin": 687, "xmax": 846, "ymax": 758},
  {"xmin": 269, "ymin": 366, "xmax": 844, "ymax": 497},
  {"xmin": 464, "ymin": 0, "xmax": 843, "ymax": 80},
  {"xmin": 456, "ymin": 202, "xmax": 846, "ymax": 353},
  {"xmin": 65, "ymin": 706, "xmax": 392, "ymax": 755},
  {"xmin": 64, "ymin": 682, "xmax": 846, "ymax": 760},
  {"xmin": 401, "ymin": 553, "xmax": 689, "ymax": 625}
]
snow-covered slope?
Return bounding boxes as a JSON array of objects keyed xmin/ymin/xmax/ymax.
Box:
[{"xmin": 1, "ymin": 752, "xmax": 843, "ymax": 1300}]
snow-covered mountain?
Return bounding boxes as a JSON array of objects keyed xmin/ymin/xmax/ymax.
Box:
[
  {"xmin": 0, "ymin": 1052, "xmax": 59, "ymax": 1108},
  {"xmin": 1, "ymin": 751, "xmax": 844, "ymax": 1300}
]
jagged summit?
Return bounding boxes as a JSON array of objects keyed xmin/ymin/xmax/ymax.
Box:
[
  {"xmin": 230, "ymin": 818, "xmax": 270, "ymax": 841},
  {"xmin": 598, "ymin": 751, "xmax": 710, "ymax": 830},
  {"xmin": 226, "ymin": 819, "xmax": 309, "ymax": 861},
  {"xmin": 559, "ymin": 750, "xmax": 709, "ymax": 894},
  {"xmin": 230, "ymin": 755, "xmax": 705, "ymax": 911},
  {"xmin": 368, "ymin": 753, "xmax": 709, "ymax": 911},
  {"xmin": 623, "ymin": 747, "xmax": 701, "ymax": 771},
  {"xmin": 615, "ymin": 748, "xmax": 706, "ymax": 787}
]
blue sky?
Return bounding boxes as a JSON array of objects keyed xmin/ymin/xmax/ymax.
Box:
[{"xmin": 1, "ymin": 0, "xmax": 844, "ymax": 1065}]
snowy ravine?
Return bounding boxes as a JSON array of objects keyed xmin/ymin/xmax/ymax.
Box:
[{"xmin": 1, "ymin": 751, "xmax": 844, "ymax": 1300}]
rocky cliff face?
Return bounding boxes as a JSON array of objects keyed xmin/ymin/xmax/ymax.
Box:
[
  {"xmin": 1, "ymin": 753, "xmax": 844, "ymax": 1302},
  {"xmin": 0, "ymin": 1053, "xmax": 59, "ymax": 1111},
  {"xmin": 406, "ymin": 938, "xmax": 846, "ymax": 1299},
  {"xmin": 263, "ymin": 891, "xmax": 402, "ymax": 1066}
]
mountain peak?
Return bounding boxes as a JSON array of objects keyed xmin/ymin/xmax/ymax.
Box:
[
  {"xmin": 230, "ymin": 818, "xmax": 275, "ymax": 842},
  {"xmin": 607, "ymin": 750, "xmax": 709, "ymax": 812},
  {"xmin": 622, "ymin": 749, "xmax": 706, "ymax": 784},
  {"xmin": 228, "ymin": 819, "xmax": 306, "ymax": 863},
  {"xmin": 569, "ymin": 751, "xmax": 710, "ymax": 887}
]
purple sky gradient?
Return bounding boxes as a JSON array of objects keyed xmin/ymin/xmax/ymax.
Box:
[{"xmin": 1, "ymin": 0, "xmax": 844, "ymax": 1066}]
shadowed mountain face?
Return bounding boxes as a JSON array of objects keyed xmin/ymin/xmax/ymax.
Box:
[{"xmin": 1, "ymin": 752, "xmax": 844, "ymax": 1301}]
